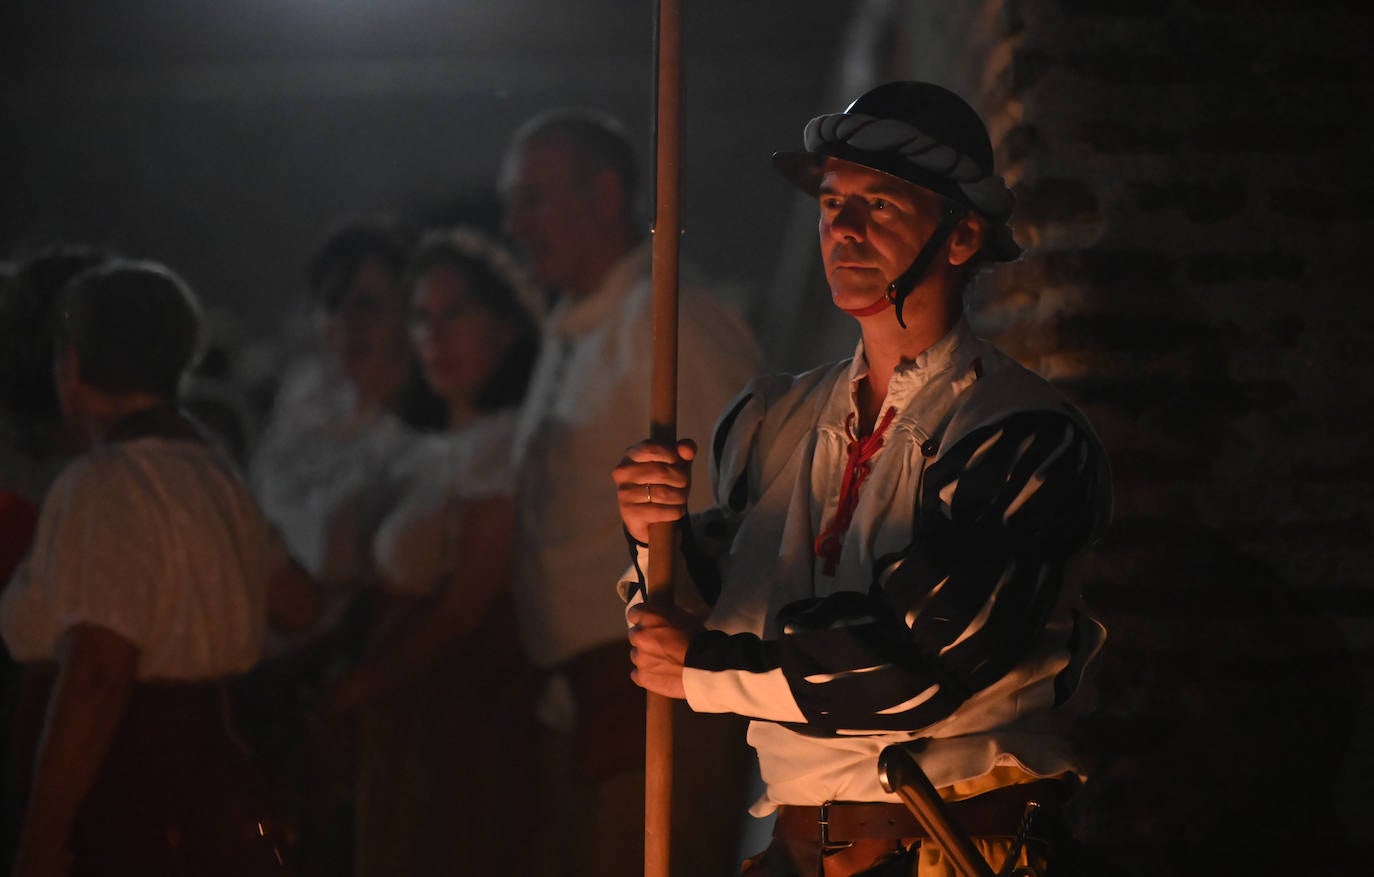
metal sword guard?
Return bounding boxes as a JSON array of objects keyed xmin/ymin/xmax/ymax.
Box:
[{"xmin": 878, "ymin": 745, "xmax": 1045, "ymax": 877}]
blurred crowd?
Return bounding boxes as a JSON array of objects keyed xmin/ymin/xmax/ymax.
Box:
[{"xmin": 0, "ymin": 108, "xmax": 762, "ymax": 876}]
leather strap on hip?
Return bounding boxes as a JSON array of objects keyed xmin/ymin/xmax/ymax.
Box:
[{"xmin": 775, "ymin": 778, "xmax": 1071, "ymax": 843}]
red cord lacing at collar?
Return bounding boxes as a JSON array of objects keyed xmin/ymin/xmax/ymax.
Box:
[{"xmin": 813, "ymin": 405, "xmax": 898, "ymax": 576}]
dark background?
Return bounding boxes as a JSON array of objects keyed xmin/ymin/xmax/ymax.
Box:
[{"xmin": 2, "ymin": 0, "xmax": 856, "ymax": 367}]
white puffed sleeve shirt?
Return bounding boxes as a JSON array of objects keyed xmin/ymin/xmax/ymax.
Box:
[
  {"xmin": 372, "ymin": 409, "xmax": 519, "ymax": 596},
  {"xmin": 1, "ymin": 438, "xmax": 287, "ymax": 680}
]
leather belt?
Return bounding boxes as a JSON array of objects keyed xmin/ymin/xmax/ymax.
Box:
[{"xmin": 775, "ymin": 779, "xmax": 1071, "ymax": 844}]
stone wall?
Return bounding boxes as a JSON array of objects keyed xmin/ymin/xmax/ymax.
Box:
[{"xmin": 851, "ymin": 1, "xmax": 1371, "ymax": 873}]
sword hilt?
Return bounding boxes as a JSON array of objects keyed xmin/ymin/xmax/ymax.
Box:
[{"xmin": 878, "ymin": 745, "xmax": 997, "ymax": 877}]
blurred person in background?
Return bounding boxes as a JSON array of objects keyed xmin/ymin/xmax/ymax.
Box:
[
  {"xmin": 499, "ymin": 108, "xmax": 764, "ymax": 877},
  {"xmin": 241, "ymin": 213, "xmax": 439, "ymax": 877},
  {"xmin": 0, "ymin": 260, "xmax": 317, "ymax": 876},
  {"xmin": 251, "ymin": 213, "xmax": 438, "ymax": 593},
  {"xmin": 0, "ymin": 245, "xmax": 115, "ymax": 502},
  {"xmin": 0, "ymin": 245, "xmax": 116, "ymax": 872},
  {"xmin": 322, "ymin": 227, "xmax": 543, "ymax": 876},
  {"xmin": 0, "ymin": 271, "xmax": 38, "ymax": 581}
]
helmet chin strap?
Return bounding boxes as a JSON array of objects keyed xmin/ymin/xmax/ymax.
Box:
[
  {"xmin": 886, "ymin": 208, "xmax": 964, "ymax": 329},
  {"xmin": 840, "ymin": 295, "xmax": 895, "ymax": 318}
]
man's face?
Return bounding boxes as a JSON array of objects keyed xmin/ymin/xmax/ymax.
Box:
[
  {"xmin": 500, "ymin": 138, "xmax": 600, "ymax": 295},
  {"xmin": 816, "ymin": 158, "xmax": 948, "ymax": 313}
]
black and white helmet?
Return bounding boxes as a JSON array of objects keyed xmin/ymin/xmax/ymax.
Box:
[{"xmin": 773, "ymin": 81, "xmax": 1021, "ymax": 265}]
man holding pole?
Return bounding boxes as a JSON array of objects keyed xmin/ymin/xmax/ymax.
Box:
[
  {"xmin": 500, "ymin": 109, "xmax": 762, "ymax": 876},
  {"xmin": 614, "ymin": 82, "xmax": 1112, "ymax": 876}
]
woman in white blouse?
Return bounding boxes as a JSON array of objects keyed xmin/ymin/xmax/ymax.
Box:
[
  {"xmin": 239, "ymin": 216, "xmax": 442, "ymax": 877},
  {"xmin": 1, "ymin": 261, "xmax": 317, "ymax": 876},
  {"xmin": 250, "ymin": 215, "xmax": 440, "ymax": 603},
  {"xmin": 321, "ymin": 228, "xmax": 544, "ymax": 876}
]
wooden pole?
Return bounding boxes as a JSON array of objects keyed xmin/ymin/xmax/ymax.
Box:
[{"xmin": 646, "ymin": 1, "xmax": 683, "ymax": 876}]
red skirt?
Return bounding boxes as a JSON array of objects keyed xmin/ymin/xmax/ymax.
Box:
[{"xmin": 10, "ymin": 674, "xmax": 293, "ymax": 876}]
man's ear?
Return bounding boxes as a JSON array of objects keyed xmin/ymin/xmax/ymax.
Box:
[
  {"xmin": 947, "ymin": 213, "xmax": 987, "ymax": 267},
  {"xmin": 589, "ymin": 168, "xmax": 627, "ymax": 223},
  {"xmin": 54, "ymin": 343, "xmax": 80, "ymax": 387},
  {"xmin": 52, "ymin": 343, "xmax": 86, "ymax": 424}
]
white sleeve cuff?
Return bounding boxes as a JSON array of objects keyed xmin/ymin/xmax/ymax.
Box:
[{"xmin": 682, "ymin": 663, "xmax": 807, "ymax": 723}]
